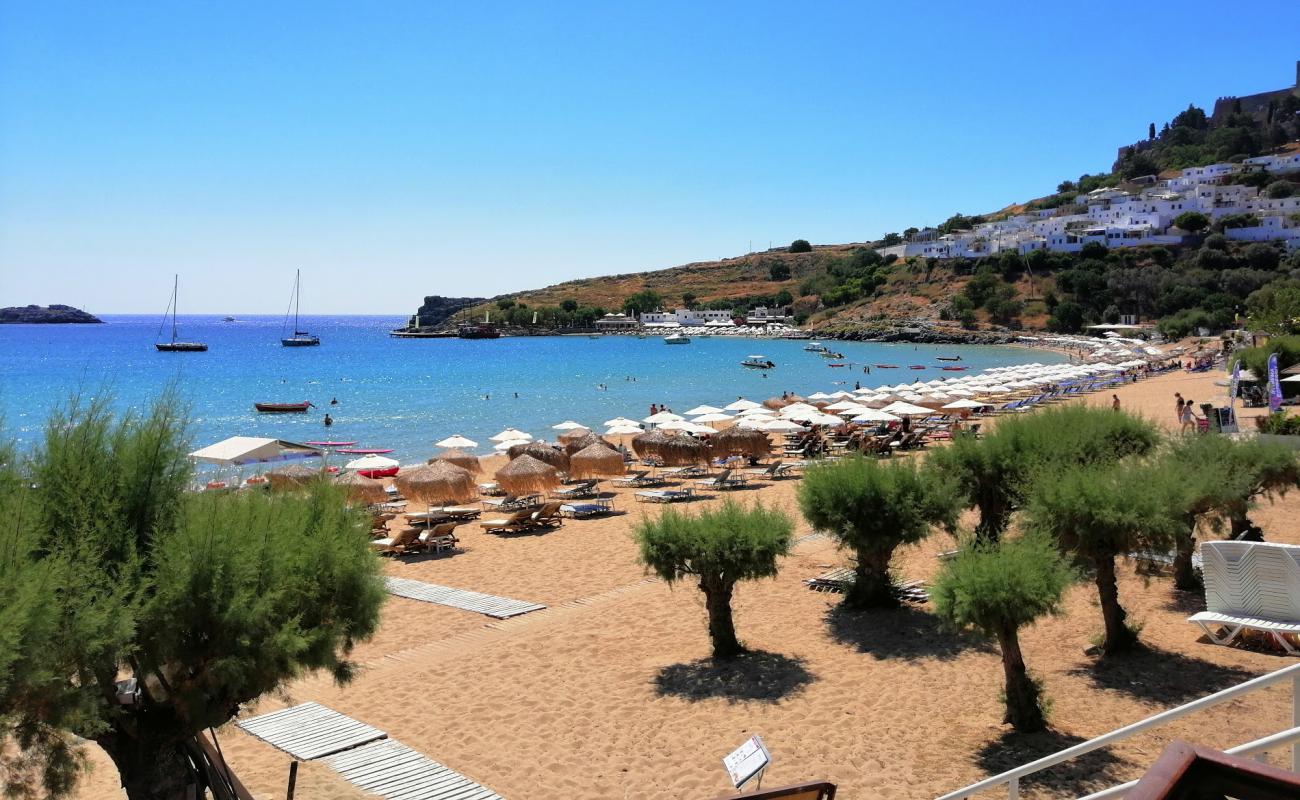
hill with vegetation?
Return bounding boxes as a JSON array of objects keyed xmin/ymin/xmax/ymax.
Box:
[{"xmin": 415, "ymin": 97, "xmax": 1300, "ymax": 340}]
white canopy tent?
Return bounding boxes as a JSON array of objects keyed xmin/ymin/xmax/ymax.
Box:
[{"xmin": 189, "ymin": 437, "xmax": 323, "ymax": 467}]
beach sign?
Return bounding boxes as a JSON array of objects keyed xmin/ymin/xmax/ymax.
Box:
[
  {"xmin": 1268, "ymin": 353, "xmax": 1283, "ymax": 413},
  {"xmin": 1228, "ymin": 359, "xmax": 1240, "ymax": 410},
  {"xmin": 723, "ymin": 735, "xmax": 771, "ymax": 789}
]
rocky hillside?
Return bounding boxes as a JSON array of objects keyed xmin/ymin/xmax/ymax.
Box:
[{"xmin": 0, "ymin": 305, "xmax": 102, "ymax": 324}]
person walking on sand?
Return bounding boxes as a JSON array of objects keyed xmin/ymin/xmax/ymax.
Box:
[
  {"xmin": 1180, "ymin": 399, "xmax": 1198, "ymax": 433},
  {"xmin": 1111, "ymin": 394, "xmax": 1120, "ymax": 412},
  {"xmin": 1175, "ymin": 394, "xmax": 1185, "ymax": 425}
]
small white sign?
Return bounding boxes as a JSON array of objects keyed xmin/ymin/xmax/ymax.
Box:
[{"xmin": 723, "ymin": 735, "xmax": 771, "ymax": 789}]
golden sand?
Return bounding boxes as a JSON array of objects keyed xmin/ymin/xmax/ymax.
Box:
[{"xmin": 70, "ymin": 367, "xmax": 1298, "ymax": 799}]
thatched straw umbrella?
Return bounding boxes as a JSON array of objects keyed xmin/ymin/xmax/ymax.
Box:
[
  {"xmin": 506, "ymin": 441, "xmax": 570, "ymax": 472},
  {"xmin": 557, "ymin": 426, "xmax": 593, "ymax": 443},
  {"xmin": 495, "ymin": 454, "xmax": 560, "ymax": 495},
  {"xmin": 430, "ymin": 448, "xmax": 481, "ymax": 475},
  {"xmin": 762, "ymin": 396, "xmax": 788, "ymax": 410},
  {"xmin": 568, "ymin": 442, "xmax": 626, "ymax": 479},
  {"xmin": 656, "ymin": 434, "xmax": 711, "ymax": 466},
  {"xmin": 267, "ymin": 463, "xmax": 322, "ymax": 490},
  {"xmin": 395, "ymin": 461, "xmax": 478, "ymax": 507},
  {"xmin": 786, "ymin": 394, "xmax": 808, "ymax": 404},
  {"xmin": 709, "ymin": 427, "xmax": 772, "ymax": 460},
  {"xmin": 564, "ymin": 432, "xmax": 613, "ymax": 456},
  {"xmin": 631, "ymin": 429, "xmax": 675, "ymax": 459},
  {"xmin": 332, "ymin": 471, "xmax": 388, "ymax": 505}
]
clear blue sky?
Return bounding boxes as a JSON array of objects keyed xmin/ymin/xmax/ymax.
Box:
[{"xmin": 1, "ymin": 2, "xmax": 1296, "ymax": 314}]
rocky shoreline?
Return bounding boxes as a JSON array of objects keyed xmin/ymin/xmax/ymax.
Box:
[{"xmin": 0, "ymin": 304, "xmax": 102, "ymax": 324}]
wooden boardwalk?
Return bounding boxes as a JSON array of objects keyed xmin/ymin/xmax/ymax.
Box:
[
  {"xmin": 384, "ymin": 576, "xmax": 546, "ymax": 619},
  {"xmin": 235, "ymin": 702, "xmax": 385, "ymax": 760},
  {"xmin": 322, "ymin": 738, "xmax": 504, "ymax": 800}
]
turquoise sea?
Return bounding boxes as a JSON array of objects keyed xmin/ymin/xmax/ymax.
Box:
[{"xmin": 0, "ymin": 315, "xmax": 1066, "ymax": 463}]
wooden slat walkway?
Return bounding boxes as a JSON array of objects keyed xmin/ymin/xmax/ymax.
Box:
[
  {"xmin": 385, "ymin": 576, "xmax": 546, "ymax": 619},
  {"xmin": 236, "ymin": 702, "xmax": 385, "ymax": 761},
  {"xmin": 803, "ymin": 568, "xmax": 930, "ymax": 603},
  {"xmin": 322, "ymin": 739, "xmax": 503, "ymax": 800}
]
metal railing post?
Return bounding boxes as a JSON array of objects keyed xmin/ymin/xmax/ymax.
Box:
[
  {"xmin": 1007, "ymin": 776, "xmax": 1019, "ymax": 800},
  {"xmin": 1292, "ymin": 675, "xmax": 1299, "ymax": 773}
]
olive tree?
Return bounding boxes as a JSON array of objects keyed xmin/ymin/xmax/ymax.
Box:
[
  {"xmin": 636, "ymin": 500, "xmax": 793, "ymax": 659},
  {"xmin": 797, "ymin": 457, "xmax": 958, "ymax": 608},
  {"xmin": 0, "ymin": 397, "xmax": 386, "ymax": 800},
  {"xmin": 930, "ymin": 406, "xmax": 1160, "ymax": 542},
  {"xmin": 1025, "ymin": 463, "xmax": 1179, "ymax": 656},
  {"xmin": 932, "ymin": 535, "xmax": 1074, "ymax": 732}
]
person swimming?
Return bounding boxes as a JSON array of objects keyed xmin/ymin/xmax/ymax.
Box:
[{"xmin": 323, "ymin": 413, "xmax": 333, "ymax": 427}]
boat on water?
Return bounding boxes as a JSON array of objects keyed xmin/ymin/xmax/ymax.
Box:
[
  {"xmin": 908, "ymin": 365, "xmax": 927, "ymax": 370},
  {"xmin": 281, "ymin": 269, "xmax": 320, "ymax": 346},
  {"xmin": 155, "ymin": 275, "xmax": 208, "ymax": 352},
  {"xmin": 936, "ymin": 355, "xmax": 962, "ymax": 362},
  {"xmin": 337, "ymin": 448, "xmax": 394, "ymax": 455},
  {"xmin": 223, "ymin": 316, "xmax": 236, "ymax": 322},
  {"xmin": 874, "ymin": 364, "xmax": 897, "ymax": 369},
  {"xmin": 941, "ymin": 366, "xmax": 969, "ymax": 371},
  {"xmin": 819, "ymin": 350, "xmax": 845, "ymax": 359},
  {"xmin": 741, "ymin": 355, "xmax": 775, "ymax": 369},
  {"xmin": 304, "ymin": 441, "xmax": 357, "ymax": 447},
  {"xmin": 804, "ymin": 342, "xmax": 828, "ymax": 352},
  {"xmin": 254, "ymin": 402, "xmax": 314, "ymax": 413},
  {"xmin": 664, "ymin": 333, "xmax": 691, "ymax": 344}
]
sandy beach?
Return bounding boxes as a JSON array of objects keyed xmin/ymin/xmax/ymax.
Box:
[{"xmin": 69, "ymin": 365, "xmax": 1297, "ymax": 800}]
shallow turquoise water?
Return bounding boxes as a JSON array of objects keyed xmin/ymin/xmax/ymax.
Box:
[{"xmin": 0, "ymin": 315, "xmax": 1064, "ymax": 462}]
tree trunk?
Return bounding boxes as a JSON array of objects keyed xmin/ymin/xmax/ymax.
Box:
[
  {"xmin": 701, "ymin": 577, "xmax": 743, "ymax": 660},
  {"xmin": 1173, "ymin": 524, "xmax": 1201, "ymax": 591},
  {"xmin": 846, "ymin": 546, "xmax": 896, "ymax": 608},
  {"xmin": 997, "ymin": 623, "xmax": 1046, "ymax": 732},
  {"xmin": 98, "ymin": 725, "xmax": 196, "ymax": 800},
  {"xmin": 1095, "ymin": 554, "xmax": 1137, "ymax": 656}
]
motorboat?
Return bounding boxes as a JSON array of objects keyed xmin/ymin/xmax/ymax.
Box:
[
  {"xmin": 819, "ymin": 350, "xmax": 845, "ymax": 359},
  {"xmin": 874, "ymin": 364, "xmax": 898, "ymax": 369},
  {"xmin": 223, "ymin": 316, "xmax": 236, "ymax": 322},
  {"xmin": 936, "ymin": 355, "xmax": 962, "ymax": 362},
  {"xmin": 155, "ymin": 275, "xmax": 208, "ymax": 352},
  {"xmin": 254, "ymin": 402, "xmax": 314, "ymax": 413},
  {"xmin": 281, "ymin": 269, "xmax": 321, "ymax": 346},
  {"xmin": 741, "ymin": 355, "xmax": 775, "ymax": 369},
  {"xmin": 664, "ymin": 333, "xmax": 691, "ymax": 344},
  {"xmin": 804, "ymin": 342, "xmax": 828, "ymax": 352}
]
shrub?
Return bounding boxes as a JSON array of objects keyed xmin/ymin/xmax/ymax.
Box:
[
  {"xmin": 789, "ymin": 239, "xmax": 812, "ymax": 253},
  {"xmin": 1173, "ymin": 211, "xmax": 1210, "ymax": 233}
]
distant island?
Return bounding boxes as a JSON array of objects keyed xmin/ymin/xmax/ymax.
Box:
[{"xmin": 0, "ymin": 305, "xmax": 102, "ymax": 324}]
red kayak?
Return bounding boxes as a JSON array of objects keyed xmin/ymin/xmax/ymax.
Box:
[
  {"xmin": 338, "ymin": 448, "xmax": 394, "ymax": 455},
  {"xmin": 255, "ymin": 401, "xmax": 313, "ymax": 413},
  {"xmin": 305, "ymin": 441, "xmax": 358, "ymax": 447},
  {"xmin": 941, "ymin": 366, "xmax": 969, "ymax": 371},
  {"xmin": 827, "ymin": 363, "xmax": 846, "ymax": 367}
]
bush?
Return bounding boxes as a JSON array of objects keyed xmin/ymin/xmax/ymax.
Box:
[
  {"xmin": 1173, "ymin": 211, "xmax": 1211, "ymax": 233},
  {"xmin": 769, "ymin": 262, "xmax": 791, "ymax": 281},
  {"xmin": 1265, "ymin": 180, "xmax": 1298, "ymax": 199},
  {"xmin": 789, "ymin": 239, "xmax": 812, "ymax": 253}
]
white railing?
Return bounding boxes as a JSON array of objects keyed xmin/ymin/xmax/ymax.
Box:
[{"xmin": 936, "ymin": 661, "xmax": 1300, "ymax": 800}]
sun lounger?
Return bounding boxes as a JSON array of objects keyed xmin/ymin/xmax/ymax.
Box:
[
  {"xmin": 694, "ymin": 468, "xmax": 747, "ymax": 491},
  {"xmin": 745, "ymin": 460, "xmax": 785, "ymax": 480},
  {"xmin": 612, "ymin": 470, "xmax": 662, "ymax": 488},
  {"xmin": 482, "ymin": 493, "xmax": 542, "ymax": 510},
  {"xmin": 659, "ymin": 465, "xmax": 708, "ymax": 479},
  {"xmin": 425, "ymin": 505, "xmax": 480, "ymax": 520},
  {"xmin": 560, "ymin": 498, "xmax": 614, "ymax": 518},
  {"xmin": 415, "ymin": 522, "xmax": 461, "ymax": 554},
  {"xmin": 479, "ymin": 508, "xmax": 537, "ymax": 534},
  {"xmin": 476, "ymin": 481, "xmax": 505, "ymax": 496},
  {"xmin": 551, "ymin": 480, "xmax": 598, "ymax": 499},
  {"xmin": 724, "ymin": 780, "xmax": 837, "ymax": 800},
  {"xmin": 370, "ymin": 527, "xmax": 421, "ymax": 556},
  {"xmin": 1188, "ymin": 541, "xmax": 1300, "ymax": 654},
  {"xmin": 634, "ymin": 488, "xmax": 696, "ymax": 503}
]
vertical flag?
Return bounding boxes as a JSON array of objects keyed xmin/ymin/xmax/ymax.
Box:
[
  {"xmin": 1228, "ymin": 359, "xmax": 1241, "ymax": 410},
  {"xmin": 1267, "ymin": 353, "xmax": 1282, "ymax": 413}
]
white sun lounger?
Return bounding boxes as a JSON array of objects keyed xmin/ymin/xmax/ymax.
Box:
[{"xmin": 1188, "ymin": 540, "xmax": 1300, "ymax": 654}]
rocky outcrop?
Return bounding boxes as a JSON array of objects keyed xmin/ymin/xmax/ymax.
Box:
[
  {"xmin": 0, "ymin": 304, "xmax": 102, "ymax": 324},
  {"xmin": 406, "ymin": 296, "xmax": 487, "ymax": 329}
]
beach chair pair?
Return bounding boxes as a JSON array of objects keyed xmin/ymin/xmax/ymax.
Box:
[
  {"xmin": 371, "ymin": 522, "xmax": 462, "ymax": 556},
  {"xmin": 551, "ymin": 480, "xmax": 598, "ymax": 499},
  {"xmin": 479, "ymin": 501, "xmax": 565, "ymax": 534},
  {"xmin": 612, "ymin": 470, "xmax": 663, "ymax": 488},
  {"xmin": 634, "ymin": 488, "xmax": 696, "ymax": 503},
  {"xmin": 482, "ymin": 493, "xmax": 542, "ymax": 511},
  {"xmin": 744, "ymin": 460, "xmax": 792, "ymax": 480},
  {"xmin": 559, "ymin": 497, "xmax": 615, "ymax": 519},
  {"xmin": 694, "ymin": 468, "xmax": 747, "ymax": 491}
]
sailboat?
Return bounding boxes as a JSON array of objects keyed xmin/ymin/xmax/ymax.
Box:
[
  {"xmin": 280, "ymin": 269, "xmax": 320, "ymax": 346},
  {"xmin": 155, "ymin": 275, "xmax": 208, "ymax": 352}
]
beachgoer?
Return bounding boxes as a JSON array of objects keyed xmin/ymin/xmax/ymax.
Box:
[
  {"xmin": 323, "ymin": 413, "xmax": 333, "ymax": 427},
  {"xmin": 1179, "ymin": 399, "xmax": 1197, "ymax": 432},
  {"xmin": 1175, "ymin": 394, "xmax": 1185, "ymax": 423},
  {"xmin": 855, "ymin": 381, "xmax": 861, "ymax": 390},
  {"xmin": 330, "ymin": 397, "xmax": 338, "ymax": 405},
  {"xmin": 865, "ymin": 365, "xmax": 870, "ymax": 374},
  {"xmin": 1111, "ymin": 394, "xmax": 1120, "ymax": 411}
]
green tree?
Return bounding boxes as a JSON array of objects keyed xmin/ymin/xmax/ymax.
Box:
[
  {"xmin": 0, "ymin": 397, "xmax": 385, "ymax": 799},
  {"xmin": 882, "ymin": 232, "xmax": 903, "ymax": 246},
  {"xmin": 496, "ymin": 298, "xmax": 516, "ymax": 310},
  {"xmin": 929, "ymin": 406, "xmax": 1161, "ymax": 543},
  {"xmin": 560, "ymin": 298, "xmax": 579, "ymax": 312},
  {"xmin": 681, "ymin": 292, "xmax": 697, "ymax": 308},
  {"xmin": 1173, "ymin": 211, "xmax": 1210, "ymax": 233},
  {"xmin": 635, "ymin": 500, "xmax": 793, "ymax": 659},
  {"xmin": 1025, "ymin": 464, "xmax": 1179, "ymax": 656},
  {"xmin": 769, "ymin": 262, "xmax": 792, "ymax": 281},
  {"xmin": 797, "ymin": 458, "xmax": 958, "ymax": 608},
  {"xmin": 1246, "ymin": 280, "xmax": 1300, "ymax": 336},
  {"xmin": 622, "ymin": 289, "xmax": 664, "ymax": 316},
  {"xmin": 932, "ymin": 535, "xmax": 1074, "ymax": 732},
  {"xmin": 1264, "ymin": 180, "xmax": 1298, "ymax": 199},
  {"xmin": 1047, "ymin": 300, "xmax": 1086, "ymax": 333},
  {"xmin": 789, "ymin": 239, "xmax": 812, "ymax": 253}
]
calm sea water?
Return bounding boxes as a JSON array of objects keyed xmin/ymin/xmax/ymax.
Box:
[{"xmin": 0, "ymin": 315, "xmax": 1065, "ymax": 463}]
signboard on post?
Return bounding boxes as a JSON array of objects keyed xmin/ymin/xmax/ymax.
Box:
[
  {"xmin": 723, "ymin": 735, "xmax": 771, "ymax": 790},
  {"xmin": 1267, "ymin": 353, "xmax": 1283, "ymax": 413}
]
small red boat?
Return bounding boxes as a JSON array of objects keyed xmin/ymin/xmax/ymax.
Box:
[
  {"xmin": 941, "ymin": 366, "xmax": 969, "ymax": 371},
  {"xmin": 305, "ymin": 441, "xmax": 358, "ymax": 447},
  {"xmin": 255, "ymin": 402, "xmax": 313, "ymax": 413},
  {"xmin": 338, "ymin": 448, "xmax": 394, "ymax": 455},
  {"xmin": 827, "ymin": 363, "xmax": 846, "ymax": 368},
  {"xmin": 875, "ymin": 364, "xmax": 898, "ymax": 369}
]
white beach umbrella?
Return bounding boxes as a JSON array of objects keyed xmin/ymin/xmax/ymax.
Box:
[
  {"xmin": 739, "ymin": 407, "xmax": 775, "ymax": 417},
  {"xmin": 760, "ymin": 418, "xmax": 806, "ymax": 432},
  {"xmin": 879, "ymin": 401, "xmax": 934, "ymax": 417},
  {"xmin": 552, "ymin": 420, "xmax": 587, "ymax": 430},
  {"xmin": 493, "ymin": 438, "xmax": 531, "ymax": 451},
  {"xmin": 692, "ymin": 412, "xmax": 734, "ymax": 424},
  {"xmin": 605, "ymin": 424, "xmax": 645, "ymax": 435},
  {"xmin": 831, "ymin": 390, "xmax": 857, "ymax": 399},
  {"xmin": 644, "ymin": 411, "xmax": 685, "ymax": 424},
  {"xmin": 807, "ymin": 392, "xmax": 833, "ymax": 400},
  {"xmin": 489, "ymin": 428, "xmax": 532, "ymax": 442},
  {"xmin": 824, "ymin": 400, "xmax": 865, "ymax": 411},
  {"xmin": 435, "ymin": 435, "xmax": 478, "ymax": 449},
  {"xmin": 681, "ymin": 423, "xmax": 717, "ymax": 435},
  {"xmin": 942, "ymin": 399, "xmax": 991, "ymax": 410},
  {"xmin": 725, "ymin": 398, "xmax": 763, "ymax": 411},
  {"xmin": 778, "ymin": 402, "xmax": 819, "ymax": 416},
  {"xmin": 851, "ymin": 409, "xmax": 902, "ymax": 423},
  {"xmin": 811, "ymin": 413, "xmax": 848, "ymax": 426},
  {"xmin": 604, "ymin": 417, "xmax": 642, "ymax": 428},
  {"xmin": 685, "ymin": 404, "xmax": 724, "ymax": 416},
  {"xmin": 345, "ymin": 454, "xmax": 400, "ymax": 470}
]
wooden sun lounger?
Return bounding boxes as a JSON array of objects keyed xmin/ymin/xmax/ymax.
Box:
[
  {"xmin": 803, "ymin": 568, "xmax": 929, "ymax": 603},
  {"xmin": 721, "ymin": 781, "xmax": 837, "ymax": 800},
  {"xmin": 480, "ymin": 502, "xmax": 565, "ymax": 534},
  {"xmin": 415, "ymin": 522, "xmax": 461, "ymax": 554},
  {"xmin": 634, "ymin": 488, "xmax": 696, "ymax": 503},
  {"xmin": 479, "ymin": 508, "xmax": 537, "ymax": 533},
  {"xmin": 370, "ymin": 527, "xmax": 421, "ymax": 556}
]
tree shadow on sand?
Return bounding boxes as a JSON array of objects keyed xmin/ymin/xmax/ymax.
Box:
[
  {"xmin": 825, "ymin": 603, "xmax": 989, "ymax": 661},
  {"xmin": 1069, "ymin": 645, "xmax": 1258, "ymax": 705},
  {"xmin": 653, "ymin": 650, "xmax": 815, "ymax": 704},
  {"xmin": 974, "ymin": 729, "xmax": 1131, "ymax": 798}
]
